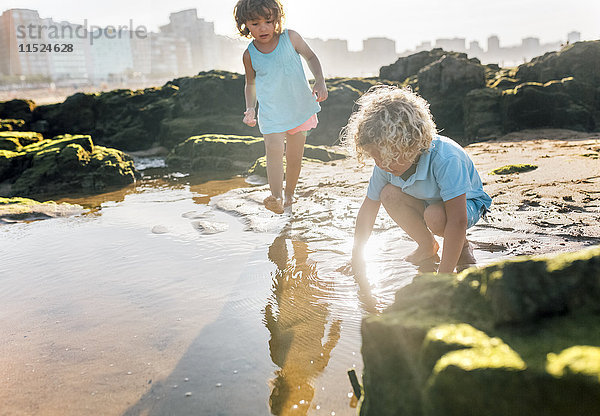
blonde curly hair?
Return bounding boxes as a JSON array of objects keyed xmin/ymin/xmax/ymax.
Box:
[
  {"xmin": 341, "ymin": 85, "xmax": 437, "ymax": 169},
  {"xmin": 234, "ymin": 0, "xmax": 284, "ymax": 38}
]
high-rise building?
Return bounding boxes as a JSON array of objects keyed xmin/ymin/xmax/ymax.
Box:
[
  {"xmin": 487, "ymin": 35, "xmax": 500, "ymax": 53},
  {"xmin": 160, "ymin": 9, "xmax": 217, "ymax": 72},
  {"xmin": 435, "ymin": 38, "xmax": 466, "ymax": 53},
  {"xmin": 0, "ymin": 9, "xmax": 51, "ymax": 77},
  {"xmin": 89, "ymin": 28, "xmax": 134, "ymax": 81}
]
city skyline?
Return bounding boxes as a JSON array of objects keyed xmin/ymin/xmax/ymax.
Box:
[
  {"xmin": 0, "ymin": 6, "xmax": 587, "ymax": 83},
  {"xmin": 1, "ymin": 0, "xmax": 598, "ymax": 52}
]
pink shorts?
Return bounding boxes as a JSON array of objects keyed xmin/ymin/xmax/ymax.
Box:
[{"xmin": 286, "ymin": 114, "xmax": 318, "ymax": 135}]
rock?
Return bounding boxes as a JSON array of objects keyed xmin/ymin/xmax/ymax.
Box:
[
  {"xmin": 309, "ymin": 78, "xmax": 392, "ymax": 146},
  {"xmin": 501, "ymin": 77, "xmax": 596, "ymax": 132},
  {"xmin": 0, "ymin": 131, "xmax": 44, "ymax": 151},
  {"xmin": 0, "ymin": 196, "xmax": 84, "ymax": 222},
  {"xmin": 0, "ymin": 99, "xmax": 35, "ymax": 123},
  {"xmin": 416, "ymin": 54, "xmax": 486, "ymax": 140},
  {"xmin": 490, "ymin": 164, "xmax": 537, "ymax": 175},
  {"xmin": 463, "ymin": 88, "xmax": 503, "ymax": 139},
  {"xmin": 516, "ymin": 41, "xmax": 600, "ymax": 86},
  {"xmin": 167, "ymin": 134, "xmax": 264, "ymax": 173},
  {"xmin": 191, "ymin": 220, "xmax": 228, "ymax": 235},
  {"xmin": 0, "ymin": 119, "xmax": 26, "ymax": 132},
  {"xmin": 360, "ymin": 246, "xmax": 600, "ymax": 416},
  {"xmin": 0, "ymin": 134, "xmax": 139, "ymax": 197},
  {"xmin": 380, "ymin": 49, "xmax": 474, "ymax": 82},
  {"xmin": 169, "ymin": 134, "xmax": 346, "ymax": 175}
]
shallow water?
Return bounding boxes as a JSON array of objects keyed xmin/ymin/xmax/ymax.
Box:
[{"xmin": 0, "ymin": 163, "xmax": 505, "ymax": 416}]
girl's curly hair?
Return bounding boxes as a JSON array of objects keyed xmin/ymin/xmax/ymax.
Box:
[
  {"xmin": 341, "ymin": 85, "xmax": 437, "ymax": 169},
  {"xmin": 234, "ymin": 0, "xmax": 284, "ymax": 38}
]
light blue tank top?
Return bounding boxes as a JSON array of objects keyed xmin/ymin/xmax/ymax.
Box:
[{"xmin": 247, "ymin": 29, "xmax": 321, "ymax": 134}]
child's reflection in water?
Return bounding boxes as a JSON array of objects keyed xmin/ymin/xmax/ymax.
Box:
[{"xmin": 264, "ymin": 235, "xmax": 342, "ymax": 415}]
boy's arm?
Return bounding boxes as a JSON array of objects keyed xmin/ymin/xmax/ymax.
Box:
[
  {"xmin": 242, "ymin": 50, "xmax": 257, "ymax": 126},
  {"xmin": 352, "ymin": 196, "xmax": 381, "ymax": 265},
  {"xmin": 438, "ymin": 194, "xmax": 468, "ymax": 273},
  {"xmin": 288, "ymin": 29, "xmax": 328, "ymax": 102}
]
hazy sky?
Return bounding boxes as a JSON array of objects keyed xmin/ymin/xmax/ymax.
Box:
[{"xmin": 3, "ymin": 0, "xmax": 599, "ymax": 51}]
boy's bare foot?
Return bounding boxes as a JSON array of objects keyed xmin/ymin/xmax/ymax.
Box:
[
  {"xmin": 263, "ymin": 195, "xmax": 284, "ymax": 214},
  {"xmin": 406, "ymin": 239, "xmax": 440, "ymax": 264},
  {"xmin": 457, "ymin": 240, "xmax": 476, "ymax": 267}
]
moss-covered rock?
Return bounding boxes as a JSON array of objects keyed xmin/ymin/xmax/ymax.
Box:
[
  {"xmin": 247, "ymin": 144, "xmax": 346, "ymax": 177},
  {"xmin": 167, "ymin": 134, "xmax": 264, "ymax": 173},
  {"xmin": 360, "ymin": 246, "xmax": 600, "ymax": 416},
  {"xmin": 0, "ymin": 99, "xmax": 35, "ymax": 123},
  {"xmin": 490, "ymin": 164, "xmax": 538, "ymax": 175},
  {"xmin": 0, "ymin": 119, "xmax": 26, "ymax": 132},
  {"xmin": 168, "ymin": 134, "xmax": 346, "ymax": 175},
  {"xmin": 0, "ymin": 196, "xmax": 84, "ymax": 221},
  {"xmin": 0, "ymin": 134, "xmax": 139, "ymax": 196},
  {"xmin": 416, "ymin": 54, "xmax": 486, "ymax": 140},
  {"xmin": 463, "ymin": 88, "xmax": 503, "ymax": 139},
  {"xmin": 0, "ymin": 131, "xmax": 44, "ymax": 151},
  {"xmin": 308, "ymin": 77, "xmax": 395, "ymax": 146}
]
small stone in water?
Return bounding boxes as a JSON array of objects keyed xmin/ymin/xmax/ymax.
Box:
[
  {"xmin": 184, "ymin": 377, "xmax": 189, "ymax": 382},
  {"xmin": 216, "ymin": 383, "xmax": 222, "ymax": 387},
  {"xmin": 173, "ymin": 385, "xmax": 178, "ymax": 389},
  {"xmin": 152, "ymin": 225, "xmax": 169, "ymax": 234},
  {"xmin": 233, "ymin": 370, "xmax": 238, "ymax": 374},
  {"xmin": 185, "ymin": 392, "xmax": 192, "ymax": 397}
]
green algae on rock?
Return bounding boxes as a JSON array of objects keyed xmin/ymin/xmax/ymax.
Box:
[
  {"xmin": 360, "ymin": 246, "xmax": 600, "ymax": 416},
  {"xmin": 0, "ymin": 131, "xmax": 44, "ymax": 151},
  {"xmin": 0, "ymin": 119, "xmax": 26, "ymax": 132},
  {"xmin": 0, "ymin": 134, "xmax": 139, "ymax": 197},
  {"xmin": 490, "ymin": 164, "xmax": 538, "ymax": 175},
  {"xmin": 0, "ymin": 196, "xmax": 84, "ymax": 222},
  {"xmin": 168, "ymin": 134, "xmax": 346, "ymax": 175}
]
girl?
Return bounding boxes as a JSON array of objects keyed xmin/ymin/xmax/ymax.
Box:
[{"xmin": 234, "ymin": 0, "xmax": 328, "ymax": 214}]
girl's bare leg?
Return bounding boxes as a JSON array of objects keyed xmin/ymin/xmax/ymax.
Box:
[
  {"xmin": 263, "ymin": 133, "xmax": 285, "ymax": 214},
  {"xmin": 283, "ymin": 131, "xmax": 306, "ymax": 207},
  {"xmin": 380, "ymin": 184, "xmax": 439, "ymax": 263}
]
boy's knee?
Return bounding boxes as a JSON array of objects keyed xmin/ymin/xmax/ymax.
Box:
[{"xmin": 424, "ymin": 204, "xmax": 446, "ymax": 235}]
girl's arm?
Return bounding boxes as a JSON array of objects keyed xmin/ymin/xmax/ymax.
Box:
[
  {"xmin": 242, "ymin": 49, "xmax": 257, "ymax": 126},
  {"xmin": 288, "ymin": 29, "xmax": 328, "ymax": 102},
  {"xmin": 438, "ymin": 194, "xmax": 468, "ymax": 273}
]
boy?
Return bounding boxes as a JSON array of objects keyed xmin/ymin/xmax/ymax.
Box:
[{"xmin": 342, "ymin": 85, "xmax": 491, "ymax": 273}]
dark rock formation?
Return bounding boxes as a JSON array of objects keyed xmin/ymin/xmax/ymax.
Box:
[
  {"xmin": 0, "ymin": 134, "xmax": 139, "ymax": 197},
  {"xmin": 380, "ymin": 41, "xmax": 600, "ymax": 141},
  {"xmin": 0, "ymin": 119, "xmax": 26, "ymax": 132},
  {"xmin": 1, "ymin": 42, "xmax": 598, "ymax": 151},
  {"xmin": 380, "ymin": 49, "xmax": 472, "ymax": 83},
  {"xmin": 417, "ymin": 55, "xmax": 486, "ymax": 139},
  {"xmin": 309, "ymin": 78, "xmax": 392, "ymax": 146},
  {"xmin": 0, "ymin": 99, "xmax": 35, "ymax": 123},
  {"xmin": 360, "ymin": 246, "xmax": 600, "ymax": 416}
]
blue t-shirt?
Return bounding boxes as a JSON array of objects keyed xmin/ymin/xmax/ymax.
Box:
[{"xmin": 366, "ymin": 135, "xmax": 492, "ymax": 209}]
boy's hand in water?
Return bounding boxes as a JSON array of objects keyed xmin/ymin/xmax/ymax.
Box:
[
  {"xmin": 243, "ymin": 108, "xmax": 256, "ymax": 127},
  {"xmin": 312, "ymin": 80, "xmax": 328, "ymax": 102},
  {"xmin": 336, "ymin": 250, "xmax": 366, "ymax": 278}
]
